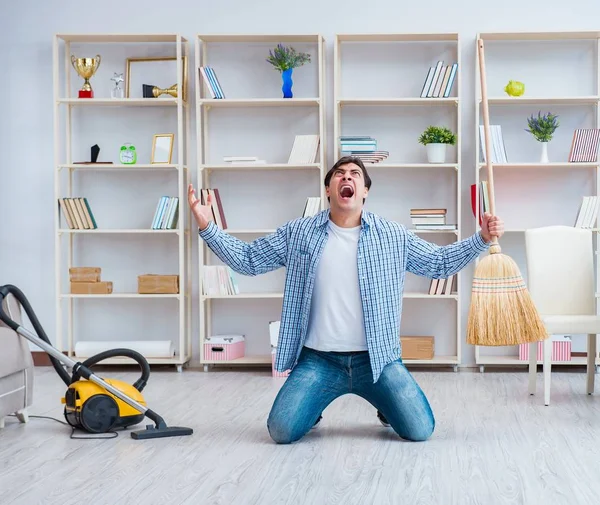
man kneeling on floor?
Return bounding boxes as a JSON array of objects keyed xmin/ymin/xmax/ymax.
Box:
[{"xmin": 189, "ymin": 156, "xmax": 504, "ymax": 444}]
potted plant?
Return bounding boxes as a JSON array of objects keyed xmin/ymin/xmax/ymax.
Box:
[
  {"xmin": 525, "ymin": 111, "xmax": 559, "ymax": 163},
  {"xmin": 418, "ymin": 126, "xmax": 457, "ymax": 163},
  {"xmin": 266, "ymin": 44, "xmax": 311, "ymax": 98}
]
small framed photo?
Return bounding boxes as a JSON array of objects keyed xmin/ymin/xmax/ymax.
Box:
[
  {"xmin": 151, "ymin": 134, "xmax": 174, "ymax": 164},
  {"xmin": 125, "ymin": 56, "xmax": 188, "ymax": 101}
]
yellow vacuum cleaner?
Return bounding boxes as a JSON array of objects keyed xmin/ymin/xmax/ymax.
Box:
[{"xmin": 0, "ymin": 284, "xmax": 193, "ymax": 440}]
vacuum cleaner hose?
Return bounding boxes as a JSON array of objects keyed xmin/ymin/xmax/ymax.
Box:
[
  {"xmin": 0, "ymin": 284, "xmax": 150, "ymax": 392},
  {"xmin": 71, "ymin": 348, "xmax": 150, "ymax": 392}
]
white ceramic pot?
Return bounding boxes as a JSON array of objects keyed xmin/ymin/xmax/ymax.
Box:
[{"xmin": 426, "ymin": 143, "xmax": 447, "ymax": 163}]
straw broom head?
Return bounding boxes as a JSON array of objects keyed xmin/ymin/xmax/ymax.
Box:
[
  {"xmin": 467, "ymin": 38, "xmax": 548, "ymax": 346},
  {"xmin": 466, "ymin": 242, "xmax": 548, "ymax": 346}
]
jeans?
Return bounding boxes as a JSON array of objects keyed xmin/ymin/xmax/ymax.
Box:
[{"xmin": 267, "ymin": 346, "xmax": 435, "ymax": 444}]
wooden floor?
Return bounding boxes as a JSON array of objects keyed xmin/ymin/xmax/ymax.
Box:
[{"xmin": 2, "ymin": 365, "xmax": 600, "ymax": 504}]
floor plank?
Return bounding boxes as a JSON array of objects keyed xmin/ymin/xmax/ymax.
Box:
[{"xmin": 1, "ymin": 367, "xmax": 600, "ymax": 504}]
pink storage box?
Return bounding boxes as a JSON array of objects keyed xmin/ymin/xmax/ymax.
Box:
[
  {"xmin": 204, "ymin": 335, "xmax": 245, "ymax": 361},
  {"xmin": 519, "ymin": 338, "xmax": 572, "ymax": 362},
  {"xmin": 272, "ymin": 350, "xmax": 290, "ymax": 378}
]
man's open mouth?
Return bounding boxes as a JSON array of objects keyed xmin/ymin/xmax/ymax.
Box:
[{"xmin": 340, "ymin": 185, "xmax": 354, "ymax": 199}]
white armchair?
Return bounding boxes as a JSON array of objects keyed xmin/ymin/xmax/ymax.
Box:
[{"xmin": 524, "ymin": 225, "xmax": 599, "ymax": 406}]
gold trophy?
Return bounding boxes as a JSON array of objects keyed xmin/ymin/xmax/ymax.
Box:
[
  {"xmin": 71, "ymin": 54, "xmax": 101, "ymax": 98},
  {"xmin": 143, "ymin": 83, "xmax": 178, "ymax": 98}
]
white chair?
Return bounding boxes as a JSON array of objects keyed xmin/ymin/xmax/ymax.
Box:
[{"xmin": 524, "ymin": 225, "xmax": 599, "ymax": 406}]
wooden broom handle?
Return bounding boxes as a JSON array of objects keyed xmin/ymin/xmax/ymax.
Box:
[{"xmin": 477, "ymin": 38, "xmax": 496, "ymax": 220}]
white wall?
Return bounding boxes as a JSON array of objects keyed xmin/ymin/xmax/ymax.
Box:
[{"xmin": 2, "ymin": 0, "xmax": 598, "ymax": 367}]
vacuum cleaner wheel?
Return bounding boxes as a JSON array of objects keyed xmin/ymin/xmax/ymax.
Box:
[{"xmin": 80, "ymin": 394, "xmax": 119, "ymax": 433}]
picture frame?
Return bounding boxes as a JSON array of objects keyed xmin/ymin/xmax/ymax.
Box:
[
  {"xmin": 125, "ymin": 56, "xmax": 188, "ymax": 101},
  {"xmin": 151, "ymin": 134, "xmax": 175, "ymax": 164}
]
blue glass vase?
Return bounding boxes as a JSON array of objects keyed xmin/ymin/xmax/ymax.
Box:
[{"xmin": 281, "ymin": 68, "xmax": 293, "ymax": 98}]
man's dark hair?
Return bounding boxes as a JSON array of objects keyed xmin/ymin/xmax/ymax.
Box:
[{"xmin": 324, "ymin": 156, "xmax": 372, "ymax": 203}]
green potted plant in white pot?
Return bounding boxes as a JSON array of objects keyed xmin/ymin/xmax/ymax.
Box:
[{"xmin": 418, "ymin": 125, "xmax": 457, "ymax": 163}]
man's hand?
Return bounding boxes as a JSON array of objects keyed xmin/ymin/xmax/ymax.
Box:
[
  {"xmin": 188, "ymin": 184, "xmax": 214, "ymax": 231},
  {"xmin": 480, "ymin": 212, "xmax": 504, "ymax": 243}
]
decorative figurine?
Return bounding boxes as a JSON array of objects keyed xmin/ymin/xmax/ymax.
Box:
[{"xmin": 111, "ymin": 72, "xmax": 125, "ymax": 99}]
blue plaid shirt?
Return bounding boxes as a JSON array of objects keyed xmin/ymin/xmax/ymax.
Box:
[{"xmin": 199, "ymin": 209, "xmax": 489, "ymax": 382}]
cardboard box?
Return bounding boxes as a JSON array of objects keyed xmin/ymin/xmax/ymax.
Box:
[
  {"xmin": 69, "ymin": 267, "xmax": 101, "ymax": 283},
  {"xmin": 70, "ymin": 281, "xmax": 113, "ymax": 294},
  {"xmin": 401, "ymin": 336, "xmax": 434, "ymax": 360},
  {"xmin": 138, "ymin": 274, "xmax": 179, "ymax": 294}
]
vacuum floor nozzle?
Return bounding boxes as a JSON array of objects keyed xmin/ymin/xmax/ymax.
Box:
[{"xmin": 131, "ymin": 424, "xmax": 194, "ymax": 440}]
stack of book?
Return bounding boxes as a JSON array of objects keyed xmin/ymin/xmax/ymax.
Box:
[
  {"xmin": 288, "ymin": 135, "xmax": 320, "ymax": 164},
  {"xmin": 575, "ymin": 196, "xmax": 600, "ymax": 228},
  {"xmin": 223, "ymin": 156, "xmax": 266, "ymax": 165},
  {"xmin": 427, "ymin": 275, "xmax": 455, "ymax": 295},
  {"xmin": 420, "ymin": 62, "xmax": 458, "ymax": 98},
  {"xmin": 200, "ymin": 188, "xmax": 227, "ymax": 230},
  {"xmin": 198, "ymin": 66, "xmax": 225, "ymax": 99},
  {"xmin": 339, "ymin": 136, "xmax": 389, "ymax": 163},
  {"xmin": 470, "ymin": 181, "xmax": 490, "ymax": 226},
  {"xmin": 479, "ymin": 125, "xmax": 508, "ymax": 163},
  {"xmin": 58, "ymin": 197, "xmax": 97, "ymax": 230},
  {"xmin": 410, "ymin": 208, "xmax": 456, "ymax": 231},
  {"xmin": 202, "ymin": 265, "xmax": 239, "ymax": 296},
  {"xmin": 302, "ymin": 197, "xmax": 321, "ymax": 217},
  {"xmin": 568, "ymin": 129, "xmax": 600, "ymax": 162},
  {"xmin": 151, "ymin": 196, "xmax": 179, "ymax": 229}
]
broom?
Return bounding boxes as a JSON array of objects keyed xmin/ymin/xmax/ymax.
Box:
[{"xmin": 466, "ymin": 38, "xmax": 548, "ymax": 346}]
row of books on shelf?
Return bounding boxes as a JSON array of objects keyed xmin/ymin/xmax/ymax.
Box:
[
  {"xmin": 202, "ymin": 265, "xmax": 239, "ymax": 296},
  {"xmin": 58, "ymin": 197, "xmax": 97, "ymax": 230},
  {"xmin": 199, "ymin": 66, "xmax": 225, "ymax": 99},
  {"xmin": 339, "ymin": 136, "xmax": 389, "ymax": 164},
  {"xmin": 480, "ymin": 126, "xmax": 600, "ymax": 163},
  {"xmin": 420, "ymin": 61, "xmax": 458, "ymax": 98},
  {"xmin": 151, "ymin": 197, "xmax": 179, "ymax": 230},
  {"xmin": 222, "ymin": 135, "xmax": 320, "ymax": 166},
  {"xmin": 575, "ymin": 196, "xmax": 600, "ymax": 229},
  {"xmin": 410, "ymin": 208, "xmax": 456, "ymax": 230},
  {"xmin": 428, "ymin": 275, "xmax": 455, "ymax": 295}
]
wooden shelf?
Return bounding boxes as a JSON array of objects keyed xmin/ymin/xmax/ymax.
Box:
[
  {"xmin": 58, "ymin": 229, "xmax": 180, "ymax": 234},
  {"xmin": 71, "ymin": 355, "xmax": 190, "ymax": 365},
  {"xmin": 199, "ymin": 98, "xmax": 319, "ymax": 108},
  {"xmin": 403, "ymin": 355, "xmax": 459, "ymax": 365},
  {"xmin": 59, "ymin": 164, "xmax": 182, "ymax": 171},
  {"xmin": 61, "ymin": 293, "xmax": 181, "ymax": 299},
  {"xmin": 476, "ymin": 355, "xmax": 600, "ymax": 366},
  {"xmin": 202, "ymin": 292, "xmax": 284, "ymax": 300},
  {"xmin": 410, "ymin": 228, "xmax": 458, "ymax": 235},
  {"xmin": 58, "ymin": 98, "xmax": 183, "ymax": 107},
  {"xmin": 197, "ymin": 34, "xmax": 322, "ymax": 43},
  {"xmin": 404, "ymin": 292, "xmax": 458, "ymax": 300},
  {"xmin": 202, "ymin": 163, "xmax": 320, "ymax": 171},
  {"xmin": 339, "ymin": 97, "xmax": 458, "ymax": 106},
  {"xmin": 54, "ymin": 34, "xmax": 192, "ymax": 371},
  {"xmin": 481, "ymin": 96, "xmax": 599, "ymax": 105},
  {"xmin": 478, "ymin": 162, "xmax": 599, "ymax": 169},
  {"xmin": 223, "ymin": 229, "xmax": 277, "ymax": 235},
  {"xmin": 336, "ymin": 33, "xmax": 459, "ymax": 42},
  {"xmin": 367, "ymin": 163, "xmax": 458, "ymax": 169},
  {"xmin": 56, "ymin": 34, "xmax": 187, "ymax": 43}
]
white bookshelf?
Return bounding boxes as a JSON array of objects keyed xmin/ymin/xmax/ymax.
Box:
[
  {"xmin": 473, "ymin": 31, "xmax": 600, "ymax": 371},
  {"xmin": 195, "ymin": 34, "xmax": 326, "ymax": 370},
  {"xmin": 53, "ymin": 34, "xmax": 192, "ymax": 371},
  {"xmin": 334, "ymin": 33, "xmax": 462, "ymax": 370}
]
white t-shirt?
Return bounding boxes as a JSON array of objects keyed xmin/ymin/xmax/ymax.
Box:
[{"xmin": 304, "ymin": 220, "xmax": 368, "ymax": 352}]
